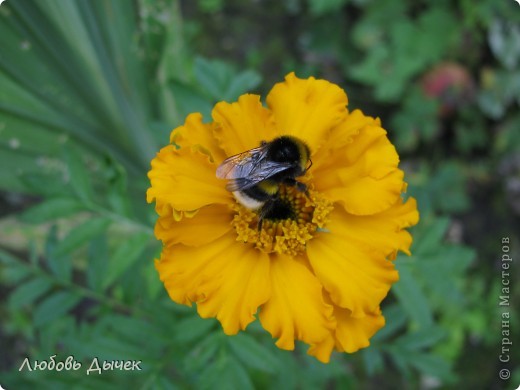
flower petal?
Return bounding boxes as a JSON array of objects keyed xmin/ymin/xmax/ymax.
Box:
[
  {"xmin": 212, "ymin": 94, "xmax": 279, "ymax": 157},
  {"xmin": 266, "ymin": 73, "xmax": 348, "ymax": 152},
  {"xmin": 313, "ymin": 124, "xmax": 403, "ymax": 215},
  {"xmin": 156, "ymin": 233, "xmax": 271, "ymax": 334},
  {"xmin": 147, "ymin": 145, "xmax": 231, "ymax": 212},
  {"xmin": 307, "ymin": 303, "xmax": 385, "ymax": 362},
  {"xmin": 155, "ymin": 243, "xmax": 205, "ymax": 306},
  {"xmin": 312, "ymin": 109, "xmax": 380, "ymax": 170},
  {"xmin": 307, "ymin": 232, "xmax": 398, "ymax": 316},
  {"xmin": 334, "ymin": 306, "xmax": 385, "ymax": 353},
  {"xmin": 325, "ymin": 197, "xmax": 419, "ymax": 257},
  {"xmin": 155, "ymin": 204, "xmax": 233, "ymax": 246},
  {"xmin": 170, "ymin": 112, "xmax": 227, "ymax": 164},
  {"xmin": 259, "ymin": 254, "xmax": 336, "ymax": 350},
  {"xmin": 307, "ymin": 332, "xmax": 336, "ymax": 364}
]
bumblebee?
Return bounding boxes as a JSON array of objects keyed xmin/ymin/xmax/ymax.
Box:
[{"xmin": 216, "ymin": 135, "xmax": 312, "ymax": 229}]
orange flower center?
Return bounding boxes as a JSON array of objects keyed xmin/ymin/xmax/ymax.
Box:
[{"xmin": 231, "ymin": 184, "xmax": 333, "ymax": 256}]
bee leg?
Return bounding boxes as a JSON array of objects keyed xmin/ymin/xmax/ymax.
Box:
[
  {"xmin": 295, "ymin": 181, "xmax": 309, "ymax": 197},
  {"xmin": 257, "ymin": 213, "xmax": 265, "ymax": 232},
  {"xmin": 256, "ymin": 199, "xmax": 275, "ymax": 231}
]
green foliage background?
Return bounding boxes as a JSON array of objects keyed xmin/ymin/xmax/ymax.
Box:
[{"xmin": 0, "ymin": 0, "xmax": 519, "ymax": 388}]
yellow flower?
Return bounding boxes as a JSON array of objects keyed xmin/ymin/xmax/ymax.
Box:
[{"xmin": 147, "ymin": 73, "xmax": 419, "ymax": 363}]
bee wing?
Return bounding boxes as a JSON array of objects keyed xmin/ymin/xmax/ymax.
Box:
[
  {"xmin": 224, "ymin": 160, "xmax": 293, "ymax": 191},
  {"xmin": 216, "ymin": 146, "xmax": 268, "ymax": 179},
  {"xmin": 216, "ymin": 146, "xmax": 292, "ymax": 191}
]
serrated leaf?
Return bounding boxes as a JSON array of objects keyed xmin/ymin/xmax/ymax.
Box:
[
  {"xmin": 393, "ymin": 263, "xmax": 433, "ymax": 328},
  {"xmin": 408, "ymin": 352, "xmax": 454, "ymax": 380},
  {"xmin": 8, "ymin": 277, "xmax": 53, "ymax": 309},
  {"xmin": 184, "ymin": 333, "xmax": 221, "ymax": 373},
  {"xmin": 0, "ymin": 248, "xmax": 23, "ymax": 266},
  {"xmin": 168, "ymin": 80, "xmax": 213, "ymax": 123},
  {"xmin": 194, "ymin": 57, "xmax": 229, "ymax": 100},
  {"xmin": 0, "ymin": 249, "xmax": 32, "ymax": 284},
  {"xmin": 100, "ymin": 314, "xmax": 163, "ymax": 345},
  {"xmin": 143, "ymin": 255, "xmax": 163, "ymax": 300},
  {"xmin": 53, "ymin": 217, "xmax": 111, "ymax": 258},
  {"xmin": 362, "ymin": 347, "xmax": 384, "ymax": 376},
  {"xmin": 33, "ymin": 291, "xmax": 81, "ymax": 327},
  {"xmin": 174, "ymin": 315, "xmax": 217, "ymax": 345},
  {"xmin": 228, "ymin": 333, "xmax": 280, "ymax": 374},
  {"xmin": 102, "ymin": 232, "xmax": 149, "ymax": 288},
  {"xmin": 80, "ymin": 335, "xmax": 149, "ymax": 362},
  {"xmin": 86, "ymin": 234, "xmax": 108, "ymax": 291},
  {"xmin": 394, "ymin": 326, "xmax": 446, "ymax": 350},
  {"xmin": 44, "ymin": 224, "xmax": 72, "ymax": 282},
  {"xmin": 225, "ymin": 70, "xmax": 262, "ymax": 101},
  {"xmin": 415, "ymin": 245, "xmax": 475, "ymax": 306},
  {"xmin": 1, "ymin": 265, "xmax": 32, "ymax": 285},
  {"xmin": 198, "ymin": 354, "xmax": 254, "ymax": 390},
  {"xmin": 412, "ymin": 217, "xmax": 450, "ymax": 255},
  {"xmin": 20, "ymin": 197, "xmax": 85, "ymax": 223},
  {"xmin": 105, "ymin": 161, "xmax": 132, "ymax": 217},
  {"xmin": 194, "ymin": 57, "xmax": 261, "ymax": 102},
  {"xmin": 387, "ymin": 346, "xmax": 413, "ymax": 379},
  {"xmin": 373, "ymin": 304, "xmax": 407, "ymax": 341}
]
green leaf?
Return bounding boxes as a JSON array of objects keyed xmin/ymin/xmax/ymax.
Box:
[
  {"xmin": 0, "ymin": 249, "xmax": 32, "ymax": 283},
  {"xmin": 198, "ymin": 0, "xmax": 225, "ymax": 13},
  {"xmin": 489, "ymin": 19, "xmax": 520, "ymax": 70},
  {"xmin": 184, "ymin": 333, "xmax": 221, "ymax": 373},
  {"xmin": 194, "ymin": 57, "xmax": 262, "ymax": 102},
  {"xmin": 307, "ymin": 0, "xmax": 348, "ymax": 16},
  {"xmin": 373, "ymin": 304, "xmax": 407, "ymax": 341},
  {"xmin": 18, "ymin": 171, "xmax": 72, "ymax": 197},
  {"xmin": 0, "ymin": 0, "xmax": 155, "ymax": 179},
  {"xmin": 0, "ymin": 248, "xmax": 23, "ymax": 266},
  {"xmin": 99, "ymin": 314, "xmax": 163, "ymax": 344},
  {"xmin": 394, "ymin": 326, "xmax": 446, "ymax": 350},
  {"xmin": 198, "ymin": 354, "xmax": 254, "ymax": 390},
  {"xmin": 62, "ymin": 146, "xmax": 94, "ymax": 202},
  {"xmin": 20, "ymin": 197, "xmax": 85, "ymax": 223},
  {"xmin": 45, "ymin": 224, "xmax": 72, "ymax": 282},
  {"xmin": 104, "ymin": 157, "xmax": 132, "ymax": 217},
  {"xmin": 408, "ymin": 353, "xmax": 454, "ymax": 381},
  {"xmin": 8, "ymin": 277, "xmax": 53, "ymax": 309},
  {"xmin": 53, "ymin": 217, "xmax": 111, "ymax": 258},
  {"xmin": 1, "ymin": 265, "xmax": 32, "ymax": 285},
  {"xmin": 86, "ymin": 234, "xmax": 108, "ymax": 291},
  {"xmin": 393, "ymin": 263, "xmax": 433, "ymax": 328},
  {"xmin": 168, "ymin": 80, "xmax": 212, "ymax": 124},
  {"xmin": 101, "ymin": 232, "xmax": 149, "ymax": 288},
  {"xmin": 75, "ymin": 334, "xmax": 149, "ymax": 361},
  {"xmin": 225, "ymin": 70, "xmax": 262, "ymax": 102},
  {"xmin": 174, "ymin": 315, "xmax": 217, "ymax": 345},
  {"xmin": 228, "ymin": 333, "xmax": 280, "ymax": 373},
  {"xmin": 416, "ymin": 245, "xmax": 475, "ymax": 305},
  {"xmin": 412, "ymin": 217, "xmax": 450, "ymax": 255},
  {"xmin": 143, "ymin": 253, "xmax": 163, "ymax": 300},
  {"xmin": 362, "ymin": 348, "xmax": 384, "ymax": 375},
  {"xmin": 33, "ymin": 291, "xmax": 81, "ymax": 327}
]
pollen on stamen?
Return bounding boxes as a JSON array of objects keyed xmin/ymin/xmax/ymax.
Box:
[{"xmin": 231, "ymin": 186, "xmax": 333, "ymax": 256}]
